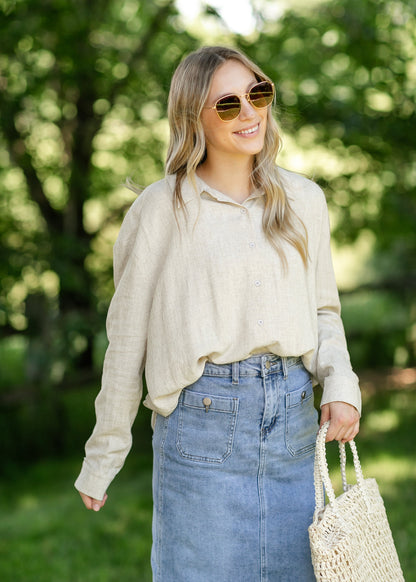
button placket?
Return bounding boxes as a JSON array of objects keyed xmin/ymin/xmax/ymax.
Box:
[{"xmin": 241, "ymin": 206, "xmax": 265, "ymax": 332}]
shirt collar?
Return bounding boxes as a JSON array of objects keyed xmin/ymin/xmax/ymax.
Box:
[{"xmin": 173, "ymin": 173, "xmax": 264, "ymax": 207}]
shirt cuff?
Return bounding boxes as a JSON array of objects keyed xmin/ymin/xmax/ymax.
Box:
[
  {"xmin": 74, "ymin": 460, "xmax": 111, "ymax": 501},
  {"xmin": 320, "ymin": 375, "xmax": 362, "ymax": 416}
]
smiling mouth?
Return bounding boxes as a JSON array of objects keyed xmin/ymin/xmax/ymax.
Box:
[{"xmin": 234, "ymin": 123, "xmax": 259, "ymax": 136}]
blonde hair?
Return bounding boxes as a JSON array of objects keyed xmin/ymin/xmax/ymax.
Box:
[{"xmin": 166, "ymin": 46, "xmax": 308, "ymax": 269}]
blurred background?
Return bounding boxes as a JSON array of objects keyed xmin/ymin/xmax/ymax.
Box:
[{"xmin": 0, "ymin": 0, "xmax": 415, "ymax": 580}]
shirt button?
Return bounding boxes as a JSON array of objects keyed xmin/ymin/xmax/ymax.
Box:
[
  {"xmin": 240, "ymin": 208, "xmax": 247, "ymax": 214},
  {"xmin": 254, "ymin": 280, "xmax": 261, "ymax": 287},
  {"xmin": 249, "ymin": 242, "xmax": 256, "ymax": 248},
  {"xmin": 257, "ymin": 319, "xmax": 264, "ymax": 326}
]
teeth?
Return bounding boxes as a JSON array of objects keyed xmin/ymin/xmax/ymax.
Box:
[{"xmin": 236, "ymin": 124, "xmax": 258, "ymax": 135}]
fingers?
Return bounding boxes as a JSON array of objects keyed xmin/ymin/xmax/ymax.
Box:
[
  {"xmin": 79, "ymin": 491, "xmax": 108, "ymax": 512},
  {"xmin": 321, "ymin": 402, "xmax": 360, "ymax": 443},
  {"xmin": 328, "ymin": 419, "xmax": 359, "ymax": 443},
  {"xmin": 319, "ymin": 404, "xmax": 330, "ymax": 428}
]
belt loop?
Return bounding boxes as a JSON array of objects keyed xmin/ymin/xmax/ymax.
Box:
[
  {"xmin": 282, "ymin": 356, "xmax": 288, "ymax": 380},
  {"xmin": 232, "ymin": 361, "xmax": 240, "ymax": 385}
]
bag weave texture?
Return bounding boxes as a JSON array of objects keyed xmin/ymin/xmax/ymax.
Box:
[{"xmin": 308, "ymin": 422, "xmax": 405, "ymax": 582}]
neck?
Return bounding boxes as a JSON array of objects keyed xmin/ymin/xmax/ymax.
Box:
[{"xmin": 197, "ymin": 154, "xmax": 254, "ymax": 203}]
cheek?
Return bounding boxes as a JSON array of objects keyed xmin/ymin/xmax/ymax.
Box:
[
  {"xmin": 202, "ymin": 124, "xmax": 215, "ymax": 144},
  {"xmin": 203, "ymin": 124, "xmax": 229, "ymax": 147},
  {"xmin": 260, "ymin": 109, "xmax": 269, "ymax": 128},
  {"xmin": 200, "ymin": 112, "xmax": 222, "ymax": 145}
]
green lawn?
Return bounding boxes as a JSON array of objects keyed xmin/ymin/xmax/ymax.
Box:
[
  {"xmin": 0, "ymin": 452, "xmax": 154, "ymax": 582},
  {"xmin": 0, "ymin": 378, "xmax": 415, "ymax": 582}
]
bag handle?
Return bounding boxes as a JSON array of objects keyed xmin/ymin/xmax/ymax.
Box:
[{"xmin": 313, "ymin": 421, "xmax": 369, "ymax": 520}]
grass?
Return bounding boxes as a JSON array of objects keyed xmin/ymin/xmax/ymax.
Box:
[
  {"xmin": 0, "ymin": 452, "xmax": 154, "ymax": 582},
  {"xmin": 0, "ymin": 376, "xmax": 415, "ymax": 581},
  {"xmin": 324, "ymin": 376, "xmax": 416, "ymax": 581}
]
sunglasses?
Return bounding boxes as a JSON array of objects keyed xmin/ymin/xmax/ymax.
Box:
[{"xmin": 206, "ymin": 80, "xmax": 275, "ymax": 122}]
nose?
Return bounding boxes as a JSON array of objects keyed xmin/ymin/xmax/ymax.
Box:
[{"xmin": 238, "ymin": 95, "xmax": 257, "ymax": 120}]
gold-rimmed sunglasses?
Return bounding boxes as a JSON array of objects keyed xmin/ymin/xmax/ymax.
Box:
[{"xmin": 205, "ymin": 80, "xmax": 275, "ymax": 122}]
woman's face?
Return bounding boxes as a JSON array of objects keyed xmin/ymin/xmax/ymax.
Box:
[{"xmin": 200, "ymin": 59, "xmax": 269, "ymax": 162}]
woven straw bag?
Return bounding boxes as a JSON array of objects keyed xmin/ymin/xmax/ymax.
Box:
[{"xmin": 308, "ymin": 421, "xmax": 405, "ymax": 581}]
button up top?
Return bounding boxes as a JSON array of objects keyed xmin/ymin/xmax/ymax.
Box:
[{"xmin": 75, "ymin": 167, "xmax": 361, "ymax": 500}]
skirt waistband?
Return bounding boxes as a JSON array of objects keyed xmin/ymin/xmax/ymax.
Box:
[{"xmin": 203, "ymin": 354, "xmax": 303, "ymax": 382}]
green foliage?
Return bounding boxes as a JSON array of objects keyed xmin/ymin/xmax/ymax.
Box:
[
  {"xmin": 0, "ymin": 0, "xmax": 199, "ymax": 389},
  {"xmin": 0, "ymin": 0, "xmax": 415, "ymax": 463},
  {"xmin": 1, "ymin": 0, "xmax": 414, "ymax": 384},
  {"xmin": 239, "ymin": 0, "xmax": 416, "ymax": 365},
  {"xmin": 242, "ymin": 0, "xmax": 416, "ymax": 249},
  {"xmin": 340, "ymin": 291, "xmax": 410, "ymax": 368}
]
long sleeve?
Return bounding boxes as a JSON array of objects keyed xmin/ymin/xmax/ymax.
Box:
[
  {"xmin": 311, "ymin": 194, "xmax": 361, "ymax": 413},
  {"xmin": 74, "ymin": 199, "xmax": 163, "ymax": 500},
  {"xmin": 75, "ymin": 171, "xmax": 362, "ymax": 500}
]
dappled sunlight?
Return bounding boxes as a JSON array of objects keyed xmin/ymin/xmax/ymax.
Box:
[
  {"xmin": 365, "ymin": 409, "xmax": 400, "ymax": 434},
  {"xmin": 83, "ymin": 199, "xmax": 108, "ymax": 233},
  {"xmin": 40, "ymin": 270, "xmax": 60, "ymax": 299},
  {"xmin": 331, "ymin": 229, "xmax": 376, "ymax": 290},
  {"xmin": 0, "ymin": 1, "xmax": 414, "ymax": 578},
  {"xmin": 18, "ymin": 495, "xmax": 40, "ymax": 511},
  {"xmin": 5, "ymin": 267, "xmax": 60, "ymax": 333},
  {"xmin": 92, "ymin": 150, "xmax": 129, "ymax": 173},
  {"xmin": 362, "ymin": 457, "xmax": 416, "ymax": 489},
  {"xmin": 43, "ymin": 175, "xmax": 68, "ymax": 210},
  {"xmin": 365, "ymin": 89, "xmax": 395, "ymax": 114},
  {"xmin": 329, "ymin": 453, "xmax": 416, "ymax": 503}
]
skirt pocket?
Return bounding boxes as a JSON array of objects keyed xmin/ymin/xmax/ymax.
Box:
[
  {"xmin": 285, "ymin": 379, "xmax": 317, "ymax": 457},
  {"xmin": 176, "ymin": 389, "xmax": 239, "ymax": 464}
]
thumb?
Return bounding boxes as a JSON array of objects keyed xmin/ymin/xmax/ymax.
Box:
[{"xmin": 92, "ymin": 493, "xmax": 108, "ymax": 512}]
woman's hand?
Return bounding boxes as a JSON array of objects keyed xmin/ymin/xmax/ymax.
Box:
[
  {"xmin": 320, "ymin": 401, "xmax": 360, "ymax": 443},
  {"xmin": 79, "ymin": 491, "xmax": 108, "ymax": 512}
]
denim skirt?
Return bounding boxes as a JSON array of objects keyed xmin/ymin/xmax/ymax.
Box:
[{"xmin": 151, "ymin": 354, "xmax": 318, "ymax": 582}]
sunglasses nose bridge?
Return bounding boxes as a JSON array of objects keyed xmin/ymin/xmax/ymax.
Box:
[{"xmin": 239, "ymin": 92, "xmax": 257, "ymax": 117}]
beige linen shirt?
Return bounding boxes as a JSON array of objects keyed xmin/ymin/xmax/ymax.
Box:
[{"xmin": 75, "ymin": 167, "xmax": 361, "ymax": 500}]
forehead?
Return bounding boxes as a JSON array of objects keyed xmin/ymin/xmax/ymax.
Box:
[{"xmin": 208, "ymin": 59, "xmax": 257, "ymax": 98}]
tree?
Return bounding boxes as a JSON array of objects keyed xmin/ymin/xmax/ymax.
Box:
[
  {"xmin": 1, "ymin": 0, "xmax": 415, "ymax": 454},
  {"xmin": 0, "ymin": 0, "xmax": 198, "ymax": 389},
  {"xmin": 240, "ymin": 0, "xmax": 416, "ymax": 365}
]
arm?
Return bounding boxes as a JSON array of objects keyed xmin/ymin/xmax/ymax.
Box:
[
  {"xmin": 314, "ymin": 192, "xmax": 361, "ymax": 442},
  {"xmin": 75, "ymin": 197, "xmax": 161, "ymax": 503}
]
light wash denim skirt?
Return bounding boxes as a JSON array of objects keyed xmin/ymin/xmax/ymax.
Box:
[{"xmin": 151, "ymin": 354, "xmax": 318, "ymax": 582}]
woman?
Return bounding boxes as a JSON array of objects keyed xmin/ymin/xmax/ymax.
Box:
[{"xmin": 75, "ymin": 46, "xmax": 361, "ymax": 581}]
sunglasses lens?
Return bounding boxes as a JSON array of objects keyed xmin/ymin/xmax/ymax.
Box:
[
  {"xmin": 249, "ymin": 82, "xmax": 274, "ymax": 108},
  {"xmin": 213, "ymin": 82, "xmax": 274, "ymax": 121},
  {"xmin": 215, "ymin": 95, "xmax": 241, "ymax": 121}
]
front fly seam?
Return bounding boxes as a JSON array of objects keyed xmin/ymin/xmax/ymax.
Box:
[
  {"xmin": 282, "ymin": 357, "xmax": 288, "ymax": 379},
  {"xmin": 232, "ymin": 361, "xmax": 240, "ymax": 385}
]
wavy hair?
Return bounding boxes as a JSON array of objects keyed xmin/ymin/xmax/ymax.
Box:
[{"xmin": 166, "ymin": 46, "xmax": 308, "ymax": 269}]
